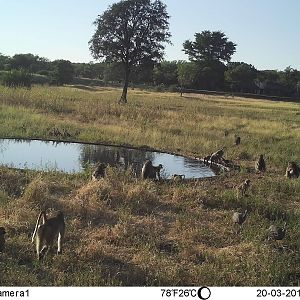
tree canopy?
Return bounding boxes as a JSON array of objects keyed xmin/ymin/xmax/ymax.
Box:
[
  {"xmin": 51, "ymin": 60, "xmax": 74, "ymax": 85},
  {"xmin": 89, "ymin": 0, "xmax": 171, "ymax": 103},
  {"xmin": 225, "ymin": 62, "xmax": 257, "ymax": 92},
  {"xmin": 183, "ymin": 31, "xmax": 236, "ymax": 63}
]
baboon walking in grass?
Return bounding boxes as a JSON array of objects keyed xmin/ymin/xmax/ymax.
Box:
[
  {"xmin": 255, "ymin": 154, "xmax": 266, "ymax": 173},
  {"xmin": 31, "ymin": 211, "xmax": 65, "ymax": 260},
  {"xmin": 236, "ymin": 179, "xmax": 251, "ymax": 199},
  {"xmin": 232, "ymin": 210, "xmax": 248, "ymax": 233}
]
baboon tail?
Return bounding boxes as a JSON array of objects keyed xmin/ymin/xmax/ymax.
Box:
[{"xmin": 31, "ymin": 211, "xmax": 46, "ymax": 243}]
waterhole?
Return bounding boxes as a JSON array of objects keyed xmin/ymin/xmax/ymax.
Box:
[{"xmin": 0, "ymin": 139, "xmax": 216, "ymax": 179}]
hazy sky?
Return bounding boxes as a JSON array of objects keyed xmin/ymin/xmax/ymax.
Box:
[{"xmin": 1, "ymin": 0, "xmax": 299, "ymax": 70}]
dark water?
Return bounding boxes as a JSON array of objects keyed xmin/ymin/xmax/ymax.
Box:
[{"xmin": 0, "ymin": 139, "xmax": 215, "ymax": 179}]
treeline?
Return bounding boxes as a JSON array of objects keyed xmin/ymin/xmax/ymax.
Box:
[{"xmin": 1, "ymin": 52, "xmax": 300, "ymax": 97}]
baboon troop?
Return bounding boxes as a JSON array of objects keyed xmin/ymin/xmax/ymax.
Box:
[
  {"xmin": 92, "ymin": 163, "xmax": 107, "ymax": 180},
  {"xmin": 3, "ymin": 131, "xmax": 297, "ymax": 266},
  {"xmin": 255, "ymin": 154, "xmax": 266, "ymax": 173},
  {"xmin": 141, "ymin": 160, "xmax": 163, "ymax": 180},
  {"xmin": 0, "ymin": 227, "xmax": 6, "ymax": 252},
  {"xmin": 31, "ymin": 211, "xmax": 65, "ymax": 260},
  {"xmin": 285, "ymin": 161, "xmax": 299, "ymax": 178},
  {"xmin": 171, "ymin": 174, "xmax": 185, "ymax": 181},
  {"xmin": 236, "ymin": 179, "xmax": 251, "ymax": 198},
  {"xmin": 268, "ymin": 222, "xmax": 287, "ymax": 241}
]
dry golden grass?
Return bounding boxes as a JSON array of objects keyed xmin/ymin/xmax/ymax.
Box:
[{"xmin": 0, "ymin": 86, "xmax": 299, "ymax": 286}]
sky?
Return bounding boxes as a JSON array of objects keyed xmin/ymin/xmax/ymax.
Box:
[{"xmin": 0, "ymin": 0, "xmax": 300, "ymax": 71}]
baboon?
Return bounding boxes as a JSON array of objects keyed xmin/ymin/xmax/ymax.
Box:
[
  {"xmin": 235, "ymin": 136, "xmax": 241, "ymax": 146},
  {"xmin": 62, "ymin": 128, "xmax": 71, "ymax": 138},
  {"xmin": 236, "ymin": 179, "xmax": 251, "ymax": 198},
  {"xmin": 141, "ymin": 160, "xmax": 163, "ymax": 180},
  {"xmin": 232, "ymin": 210, "xmax": 248, "ymax": 233},
  {"xmin": 203, "ymin": 153, "xmax": 213, "ymax": 163},
  {"xmin": 49, "ymin": 127, "xmax": 62, "ymax": 137},
  {"xmin": 31, "ymin": 211, "xmax": 65, "ymax": 260},
  {"xmin": 0, "ymin": 227, "xmax": 6, "ymax": 252},
  {"xmin": 255, "ymin": 154, "xmax": 266, "ymax": 173},
  {"xmin": 232, "ymin": 210, "xmax": 248, "ymax": 225},
  {"xmin": 171, "ymin": 174, "xmax": 185, "ymax": 181},
  {"xmin": 92, "ymin": 163, "xmax": 106, "ymax": 180},
  {"xmin": 210, "ymin": 148, "xmax": 225, "ymax": 164},
  {"xmin": 285, "ymin": 161, "xmax": 299, "ymax": 178},
  {"xmin": 268, "ymin": 222, "xmax": 287, "ymax": 242}
]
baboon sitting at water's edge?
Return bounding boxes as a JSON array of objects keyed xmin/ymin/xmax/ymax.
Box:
[{"xmin": 141, "ymin": 160, "xmax": 163, "ymax": 180}]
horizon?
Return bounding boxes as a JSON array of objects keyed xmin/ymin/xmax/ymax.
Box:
[{"xmin": 1, "ymin": 0, "xmax": 300, "ymax": 71}]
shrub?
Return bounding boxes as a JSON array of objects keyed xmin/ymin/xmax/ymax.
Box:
[{"xmin": 1, "ymin": 69, "xmax": 32, "ymax": 88}]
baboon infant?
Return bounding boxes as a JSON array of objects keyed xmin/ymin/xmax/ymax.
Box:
[
  {"xmin": 31, "ymin": 211, "xmax": 65, "ymax": 260},
  {"xmin": 141, "ymin": 160, "xmax": 163, "ymax": 180},
  {"xmin": 285, "ymin": 161, "xmax": 299, "ymax": 178},
  {"xmin": 236, "ymin": 179, "xmax": 251, "ymax": 198},
  {"xmin": 92, "ymin": 162, "xmax": 106, "ymax": 180},
  {"xmin": 0, "ymin": 227, "xmax": 6, "ymax": 252}
]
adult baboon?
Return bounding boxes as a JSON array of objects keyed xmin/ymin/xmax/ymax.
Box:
[
  {"xmin": 171, "ymin": 174, "xmax": 185, "ymax": 181},
  {"xmin": 236, "ymin": 179, "xmax": 251, "ymax": 198},
  {"xmin": 0, "ymin": 227, "xmax": 6, "ymax": 252},
  {"xmin": 235, "ymin": 136, "xmax": 241, "ymax": 146},
  {"xmin": 210, "ymin": 148, "xmax": 225, "ymax": 164},
  {"xmin": 255, "ymin": 154, "xmax": 266, "ymax": 173},
  {"xmin": 285, "ymin": 161, "xmax": 299, "ymax": 178},
  {"xmin": 268, "ymin": 222, "xmax": 287, "ymax": 242},
  {"xmin": 31, "ymin": 211, "xmax": 65, "ymax": 260},
  {"xmin": 232, "ymin": 210, "xmax": 248, "ymax": 233},
  {"xmin": 141, "ymin": 160, "xmax": 163, "ymax": 180},
  {"xmin": 232, "ymin": 210, "xmax": 248, "ymax": 225},
  {"xmin": 92, "ymin": 163, "xmax": 106, "ymax": 180}
]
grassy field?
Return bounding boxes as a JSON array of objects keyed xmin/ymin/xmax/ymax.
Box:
[{"xmin": 0, "ymin": 85, "xmax": 299, "ymax": 286}]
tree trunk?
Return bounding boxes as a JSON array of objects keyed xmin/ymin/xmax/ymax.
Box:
[{"xmin": 119, "ymin": 65, "xmax": 130, "ymax": 104}]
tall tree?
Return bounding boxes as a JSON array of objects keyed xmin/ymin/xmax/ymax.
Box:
[
  {"xmin": 51, "ymin": 60, "xmax": 74, "ymax": 85},
  {"xmin": 153, "ymin": 61, "xmax": 178, "ymax": 86},
  {"xmin": 89, "ymin": 0, "xmax": 171, "ymax": 103},
  {"xmin": 183, "ymin": 31, "xmax": 236, "ymax": 90},
  {"xmin": 183, "ymin": 31, "xmax": 236, "ymax": 63},
  {"xmin": 225, "ymin": 62, "xmax": 257, "ymax": 92}
]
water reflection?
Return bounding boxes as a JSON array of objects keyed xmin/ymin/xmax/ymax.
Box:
[{"xmin": 0, "ymin": 139, "xmax": 215, "ymax": 179}]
